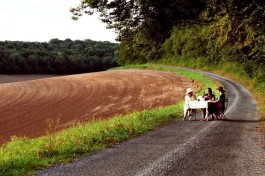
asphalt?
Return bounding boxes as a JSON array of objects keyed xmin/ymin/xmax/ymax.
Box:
[{"xmin": 34, "ymin": 70, "xmax": 265, "ymax": 176}]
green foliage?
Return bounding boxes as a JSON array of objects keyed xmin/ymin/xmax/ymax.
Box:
[
  {"xmin": 162, "ymin": 26, "xmax": 207, "ymax": 61},
  {"xmin": 71, "ymin": 1, "xmax": 265, "ymax": 73},
  {"xmin": 0, "ymin": 39, "xmax": 119, "ymax": 74},
  {"xmin": 71, "ymin": 0, "xmax": 205, "ymax": 43},
  {"xmin": 70, "ymin": 1, "xmax": 264, "ymax": 79},
  {"xmin": 161, "ymin": 10, "xmax": 264, "ymax": 82},
  {"xmin": 71, "ymin": 0, "xmax": 206, "ymax": 63},
  {"xmin": 118, "ymin": 30, "xmax": 160, "ymax": 65}
]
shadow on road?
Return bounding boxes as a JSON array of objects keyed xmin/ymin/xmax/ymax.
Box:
[
  {"xmin": 218, "ymin": 119, "xmax": 264, "ymax": 123},
  {"xmin": 187, "ymin": 119, "xmax": 264, "ymax": 123}
]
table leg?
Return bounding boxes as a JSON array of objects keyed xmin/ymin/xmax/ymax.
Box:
[
  {"xmin": 205, "ymin": 109, "xmax": 209, "ymax": 121},
  {"xmin": 205, "ymin": 102, "xmax": 209, "ymax": 121}
]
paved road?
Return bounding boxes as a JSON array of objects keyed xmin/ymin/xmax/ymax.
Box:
[{"xmin": 35, "ymin": 71, "xmax": 265, "ymax": 176}]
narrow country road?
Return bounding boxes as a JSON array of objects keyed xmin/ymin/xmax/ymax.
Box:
[{"xmin": 35, "ymin": 70, "xmax": 265, "ymax": 176}]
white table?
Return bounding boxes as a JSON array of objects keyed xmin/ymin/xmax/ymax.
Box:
[
  {"xmin": 188, "ymin": 100, "xmax": 208, "ymax": 109},
  {"xmin": 184, "ymin": 100, "xmax": 210, "ymax": 121}
]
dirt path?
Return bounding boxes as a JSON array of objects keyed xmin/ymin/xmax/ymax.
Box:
[
  {"xmin": 0, "ymin": 69, "xmax": 193, "ymax": 144},
  {"xmin": 35, "ymin": 69, "xmax": 265, "ymax": 176}
]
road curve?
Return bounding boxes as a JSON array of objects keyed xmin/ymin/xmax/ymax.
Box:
[
  {"xmin": 35, "ymin": 70, "xmax": 265, "ymax": 176},
  {"xmin": 0, "ymin": 69, "xmax": 192, "ymax": 144}
]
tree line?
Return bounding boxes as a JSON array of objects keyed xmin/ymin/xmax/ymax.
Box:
[
  {"xmin": 161, "ymin": 0, "xmax": 265, "ymax": 83},
  {"xmin": 0, "ymin": 39, "xmax": 119, "ymax": 74},
  {"xmin": 72, "ymin": 0, "xmax": 264, "ymax": 83}
]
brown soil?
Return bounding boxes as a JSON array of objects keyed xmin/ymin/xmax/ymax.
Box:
[{"xmin": 0, "ymin": 69, "xmax": 193, "ymax": 145}]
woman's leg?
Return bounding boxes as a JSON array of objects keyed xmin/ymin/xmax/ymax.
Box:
[
  {"xmin": 215, "ymin": 103, "xmax": 223, "ymax": 119},
  {"xmin": 201, "ymin": 108, "xmax": 206, "ymax": 120},
  {"xmin": 183, "ymin": 107, "xmax": 189, "ymax": 120}
]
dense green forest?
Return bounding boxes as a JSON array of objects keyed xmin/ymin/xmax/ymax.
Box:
[
  {"xmin": 0, "ymin": 39, "xmax": 118, "ymax": 74},
  {"xmin": 161, "ymin": 1, "xmax": 265, "ymax": 83},
  {"xmin": 72, "ymin": 0, "xmax": 264, "ymax": 85}
]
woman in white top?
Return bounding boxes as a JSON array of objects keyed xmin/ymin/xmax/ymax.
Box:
[{"xmin": 183, "ymin": 88, "xmax": 196, "ymax": 120}]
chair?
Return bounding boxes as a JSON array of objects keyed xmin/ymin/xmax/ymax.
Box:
[
  {"xmin": 219, "ymin": 98, "xmax": 228, "ymax": 119},
  {"xmin": 188, "ymin": 109, "xmax": 197, "ymax": 121},
  {"xmin": 218, "ymin": 98, "xmax": 228, "ymax": 120},
  {"xmin": 183, "ymin": 108, "xmax": 197, "ymax": 121}
]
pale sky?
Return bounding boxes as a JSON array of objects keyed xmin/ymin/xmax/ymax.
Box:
[{"xmin": 0, "ymin": 0, "xmax": 117, "ymax": 43}]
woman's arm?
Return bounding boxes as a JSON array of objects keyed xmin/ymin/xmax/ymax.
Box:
[{"xmin": 209, "ymin": 97, "xmax": 220, "ymax": 103}]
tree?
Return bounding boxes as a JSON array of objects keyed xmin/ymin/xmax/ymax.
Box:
[{"xmin": 71, "ymin": 0, "xmax": 205, "ymax": 46}]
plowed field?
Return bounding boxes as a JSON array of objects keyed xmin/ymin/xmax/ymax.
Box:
[{"xmin": 0, "ymin": 69, "xmax": 193, "ymax": 145}]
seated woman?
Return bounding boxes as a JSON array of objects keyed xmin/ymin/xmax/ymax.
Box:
[
  {"xmin": 208, "ymin": 86, "xmax": 226, "ymax": 120},
  {"xmin": 201, "ymin": 87, "xmax": 216, "ymax": 120},
  {"xmin": 183, "ymin": 88, "xmax": 196, "ymax": 120},
  {"xmin": 203, "ymin": 87, "xmax": 216, "ymax": 101}
]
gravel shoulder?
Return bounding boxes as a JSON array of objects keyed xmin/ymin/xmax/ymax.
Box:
[{"xmin": 34, "ymin": 70, "xmax": 265, "ymax": 176}]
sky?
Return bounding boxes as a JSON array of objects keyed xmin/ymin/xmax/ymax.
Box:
[{"xmin": 0, "ymin": 0, "xmax": 117, "ymax": 43}]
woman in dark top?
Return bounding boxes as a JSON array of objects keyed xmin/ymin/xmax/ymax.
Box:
[
  {"xmin": 203, "ymin": 87, "xmax": 216, "ymax": 101},
  {"xmin": 201, "ymin": 88, "xmax": 216, "ymax": 120},
  {"xmin": 210, "ymin": 86, "xmax": 226, "ymax": 120}
]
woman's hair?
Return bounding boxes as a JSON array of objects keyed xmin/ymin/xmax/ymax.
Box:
[{"xmin": 207, "ymin": 87, "xmax": 213, "ymax": 94}]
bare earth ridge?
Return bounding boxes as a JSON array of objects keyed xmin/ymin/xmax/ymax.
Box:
[{"xmin": 0, "ymin": 69, "xmax": 193, "ymax": 144}]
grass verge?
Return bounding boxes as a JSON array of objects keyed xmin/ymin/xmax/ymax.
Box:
[{"xmin": 0, "ymin": 65, "xmax": 219, "ymax": 175}]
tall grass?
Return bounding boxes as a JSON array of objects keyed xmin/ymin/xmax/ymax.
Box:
[{"xmin": 0, "ymin": 65, "xmax": 219, "ymax": 175}]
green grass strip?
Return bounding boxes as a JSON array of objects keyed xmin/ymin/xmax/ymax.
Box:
[{"xmin": 0, "ymin": 65, "xmax": 219, "ymax": 175}]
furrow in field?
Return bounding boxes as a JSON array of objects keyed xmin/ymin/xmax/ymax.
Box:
[{"xmin": 0, "ymin": 69, "xmax": 193, "ymax": 144}]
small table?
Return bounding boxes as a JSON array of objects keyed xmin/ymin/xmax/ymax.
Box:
[
  {"xmin": 184, "ymin": 100, "xmax": 210, "ymax": 121},
  {"xmin": 188, "ymin": 100, "xmax": 208, "ymax": 109}
]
